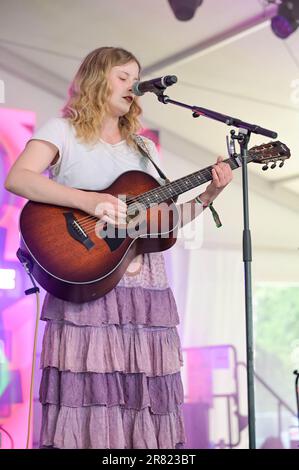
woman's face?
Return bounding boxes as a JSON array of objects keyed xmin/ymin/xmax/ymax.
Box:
[{"xmin": 106, "ymin": 60, "xmax": 140, "ymax": 118}]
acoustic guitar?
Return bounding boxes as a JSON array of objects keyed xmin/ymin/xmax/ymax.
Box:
[{"xmin": 18, "ymin": 141, "xmax": 290, "ymax": 302}]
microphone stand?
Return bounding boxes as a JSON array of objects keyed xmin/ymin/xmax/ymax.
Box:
[{"xmin": 152, "ymin": 88, "xmax": 278, "ymax": 449}]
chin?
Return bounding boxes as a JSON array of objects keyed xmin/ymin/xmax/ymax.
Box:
[
  {"xmin": 113, "ymin": 105, "xmax": 131, "ymax": 117},
  {"xmin": 119, "ymin": 107, "xmax": 131, "ymax": 117}
]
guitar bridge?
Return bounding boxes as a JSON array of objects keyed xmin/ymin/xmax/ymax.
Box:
[{"xmin": 63, "ymin": 212, "xmax": 95, "ymax": 251}]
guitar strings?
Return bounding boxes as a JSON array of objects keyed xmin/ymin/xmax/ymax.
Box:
[
  {"xmin": 79, "ymin": 203, "xmax": 150, "ymax": 235},
  {"xmin": 76, "ymin": 151, "xmax": 277, "ymax": 234},
  {"xmin": 74, "ymin": 194, "xmax": 139, "ymax": 226},
  {"xmin": 75, "ymin": 176, "xmax": 196, "ymax": 232},
  {"xmin": 74, "ymin": 191, "xmax": 159, "ymax": 228},
  {"xmin": 75, "ymin": 151, "xmax": 267, "ymax": 228},
  {"xmin": 82, "ymin": 216, "xmax": 142, "ymax": 238},
  {"xmin": 75, "ymin": 173, "xmax": 200, "ymax": 228},
  {"xmin": 52, "ymin": 149, "xmax": 283, "ymax": 246},
  {"xmin": 74, "ymin": 162, "xmax": 223, "ymax": 229},
  {"xmin": 79, "ymin": 191, "xmax": 181, "ymax": 237},
  {"xmin": 80, "ymin": 204, "xmax": 150, "ymax": 237}
]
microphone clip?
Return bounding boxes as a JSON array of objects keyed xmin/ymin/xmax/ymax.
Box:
[{"xmin": 156, "ymin": 91, "xmax": 171, "ymax": 104}]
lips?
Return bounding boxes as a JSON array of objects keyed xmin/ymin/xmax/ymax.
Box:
[{"xmin": 123, "ymin": 96, "xmax": 133, "ymax": 103}]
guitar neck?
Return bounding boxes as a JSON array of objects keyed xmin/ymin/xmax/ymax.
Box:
[{"xmin": 133, "ymin": 154, "xmax": 243, "ymax": 208}]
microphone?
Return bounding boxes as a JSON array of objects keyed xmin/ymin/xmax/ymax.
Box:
[{"xmin": 132, "ymin": 75, "xmax": 177, "ymax": 96}]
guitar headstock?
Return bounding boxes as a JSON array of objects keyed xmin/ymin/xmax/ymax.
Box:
[{"xmin": 249, "ymin": 141, "xmax": 291, "ymax": 170}]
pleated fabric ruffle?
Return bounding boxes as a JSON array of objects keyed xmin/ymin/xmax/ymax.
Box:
[
  {"xmin": 40, "ymin": 322, "xmax": 183, "ymax": 376},
  {"xmin": 41, "ymin": 403, "xmax": 185, "ymax": 449},
  {"xmin": 40, "ymin": 368, "xmax": 184, "ymax": 413},
  {"xmin": 39, "ymin": 252, "xmax": 186, "ymax": 449},
  {"xmin": 41, "ymin": 286, "xmax": 179, "ymax": 327}
]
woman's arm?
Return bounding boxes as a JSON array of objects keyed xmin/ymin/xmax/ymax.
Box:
[
  {"xmin": 4, "ymin": 139, "xmax": 88, "ymax": 209},
  {"xmin": 4, "ymin": 139, "xmax": 127, "ymax": 224},
  {"xmin": 178, "ymin": 156, "xmax": 233, "ymax": 228}
]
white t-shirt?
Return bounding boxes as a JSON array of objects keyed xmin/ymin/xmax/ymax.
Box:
[{"xmin": 30, "ymin": 117, "xmax": 164, "ymax": 190}]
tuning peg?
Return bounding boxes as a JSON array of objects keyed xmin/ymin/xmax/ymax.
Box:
[
  {"xmin": 262, "ymin": 164, "xmax": 269, "ymax": 171},
  {"xmin": 279, "ymin": 161, "xmax": 284, "ymax": 168},
  {"xmin": 271, "ymin": 162, "xmax": 277, "ymax": 169}
]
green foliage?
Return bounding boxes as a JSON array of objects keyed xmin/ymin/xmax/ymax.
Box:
[{"xmin": 254, "ymin": 285, "xmax": 299, "ymax": 370}]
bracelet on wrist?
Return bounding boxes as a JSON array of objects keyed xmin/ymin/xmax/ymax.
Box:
[
  {"xmin": 194, "ymin": 195, "xmax": 222, "ymax": 228},
  {"xmin": 195, "ymin": 195, "xmax": 207, "ymax": 207}
]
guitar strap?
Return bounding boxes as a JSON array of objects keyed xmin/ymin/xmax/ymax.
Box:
[{"xmin": 133, "ymin": 134, "xmax": 170, "ymax": 184}]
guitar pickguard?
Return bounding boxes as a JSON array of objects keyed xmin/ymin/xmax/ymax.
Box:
[{"xmin": 97, "ymin": 215, "xmax": 148, "ymax": 252}]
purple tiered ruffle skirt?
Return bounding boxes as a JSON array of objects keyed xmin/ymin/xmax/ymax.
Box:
[{"xmin": 39, "ymin": 252, "xmax": 186, "ymax": 449}]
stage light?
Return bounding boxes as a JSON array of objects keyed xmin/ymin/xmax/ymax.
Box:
[
  {"xmin": 167, "ymin": 0, "xmax": 203, "ymax": 21},
  {"xmin": 271, "ymin": 1, "xmax": 299, "ymax": 39}
]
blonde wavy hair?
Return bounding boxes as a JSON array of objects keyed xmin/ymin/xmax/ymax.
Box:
[{"xmin": 62, "ymin": 47, "xmax": 142, "ymax": 147}]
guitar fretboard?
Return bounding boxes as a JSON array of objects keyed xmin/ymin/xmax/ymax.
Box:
[{"xmin": 128, "ymin": 156, "xmax": 242, "ymax": 210}]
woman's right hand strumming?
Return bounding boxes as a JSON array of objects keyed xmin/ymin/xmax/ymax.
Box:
[{"xmin": 80, "ymin": 191, "xmax": 128, "ymax": 227}]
